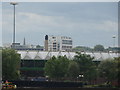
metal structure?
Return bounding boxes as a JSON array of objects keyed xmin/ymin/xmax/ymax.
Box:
[
  {"xmin": 10, "ymin": 2, "xmax": 18, "ymax": 45},
  {"xmin": 112, "ymin": 35, "xmax": 116, "ymax": 47},
  {"xmin": 17, "ymin": 51, "xmax": 118, "ymax": 61}
]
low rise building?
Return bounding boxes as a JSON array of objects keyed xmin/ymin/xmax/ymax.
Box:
[
  {"xmin": 17, "ymin": 50, "xmax": 119, "ymax": 77},
  {"xmin": 44, "ymin": 35, "xmax": 72, "ymax": 52},
  {"xmin": 10, "ymin": 38, "xmax": 43, "ymax": 51}
]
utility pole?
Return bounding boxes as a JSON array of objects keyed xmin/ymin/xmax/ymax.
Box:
[
  {"xmin": 10, "ymin": 2, "xmax": 18, "ymax": 47},
  {"xmin": 112, "ymin": 35, "xmax": 116, "ymax": 47}
]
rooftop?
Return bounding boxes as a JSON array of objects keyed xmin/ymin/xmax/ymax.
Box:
[{"xmin": 17, "ymin": 50, "xmax": 119, "ymax": 61}]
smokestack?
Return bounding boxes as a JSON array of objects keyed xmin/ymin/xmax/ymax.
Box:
[
  {"xmin": 23, "ymin": 37, "xmax": 26, "ymax": 45},
  {"xmin": 45, "ymin": 35, "xmax": 48, "ymax": 51}
]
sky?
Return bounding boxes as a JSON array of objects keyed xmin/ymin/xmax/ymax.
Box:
[{"xmin": 2, "ymin": 2, "xmax": 118, "ymax": 48}]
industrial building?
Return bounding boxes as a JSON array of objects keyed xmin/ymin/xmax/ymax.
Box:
[
  {"xmin": 17, "ymin": 50, "xmax": 118, "ymax": 77},
  {"xmin": 18, "ymin": 51, "xmax": 118, "ymax": 61},
  {"xmin": 10, "ymin": 38, "xmax": 43, "ymax": 51},
  {"xmin": 44, "ymin": 35, "xmax": 72, "ymax": 52}
]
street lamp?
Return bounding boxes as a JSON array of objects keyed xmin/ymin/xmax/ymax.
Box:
[
  {"xmin": 112, "ymin": 35, "xmax": 116, "ymax": 47},
  {"xmin": 10, "ymin": 2, "xmax": 18, "ymax": 46}
]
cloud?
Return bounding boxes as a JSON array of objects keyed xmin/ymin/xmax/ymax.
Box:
[
  {"xmin": 2, "ymin": 11, "xmax": 117, "ymax": 36},
  {"xmin": 16, "ymin": 12, "xmax": 65, "ymax": 31},
  {"xmin": 2, "ymin": 2, "xmax": 118, "ymax": 47},
  {"xmin": 78, "ymin": 20, "xmax": 118, "ymax": 32},
  {"xmin": 6, "ymin": 12, "xmax": 116, "ymax": 33}
]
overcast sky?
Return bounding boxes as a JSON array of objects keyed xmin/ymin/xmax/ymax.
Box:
[{"xmin": 2, "ymin": 2, "xmax": 118, "ymax": 48}]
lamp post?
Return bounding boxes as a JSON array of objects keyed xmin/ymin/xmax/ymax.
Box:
[
  {"xmin": 10, "ymin": 2, "xmax": 18, "ymax": 46},
  {"xmin": 112, "ymin": 35, "xmax": 116, "ymax": 47}
]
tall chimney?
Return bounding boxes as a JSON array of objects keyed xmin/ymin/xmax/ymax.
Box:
[
  {"xmin": 23, "ymin": 37, "xmax": 26, "ymax": 45},
  {"xmin": 45, "ymin": 35, "xmax": 48, "ymax": 51}
]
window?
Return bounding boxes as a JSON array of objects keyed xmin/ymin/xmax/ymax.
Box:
[
  {"xmin": 62, "ymin": 40, "xmax": 72, "ymax": 45},
  {"xmin": 53, "ymin": 43, "xmax": 56, "ymax": 44},
  {"xmin": 52, "ymin": 37, "xmax": 56, "ymax": 39}
]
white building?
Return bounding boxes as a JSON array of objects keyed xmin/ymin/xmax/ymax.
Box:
[
  {"xmin": 17, "ymin": 50, "xmax": 119, "ymax": 61},
  {"xmin": 44, "ymin": 35, "xmax": 72, "ymax": 52}
]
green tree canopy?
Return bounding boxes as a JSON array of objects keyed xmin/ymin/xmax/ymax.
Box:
[
  {"xmin": 74, "ymin": 52, "xmax": 97, "ymax": 81},
  {"xmin": 44, "ymin": 56, "xmax": 69, "ymax": 79},
  {"xmin": 2, "ymin": 49, "xmax": 21, "ymax": 80},
  {"xmin": 72, "ymin": 46, "xmax": 93, "ymax": 52},
  {"xmin": 67, "ymin": 61, "xmax": 79, "ymax": 78},
  {"xmin": 36, "ymin": 45, "xmax": 43, "ymax": 49},
  {"xmin": 94, "ymin": 44, "xmax": 105, "ymax": 51},
  {"xmin": 114, "ymin": 57, "xmax": 120, "ymax": 81},
  {"xmin": 98, "ymin": 59, "xmax": 118, "ymax": 82}
]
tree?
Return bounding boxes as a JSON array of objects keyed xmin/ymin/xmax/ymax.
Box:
[
  {"xmin": 67, "ymin": 61, "xmax": 79, "ymax": 79},
  {"xmin": 114, "ymin": 57, "xmax": 120, "ymax": 81},
  {"xmin": 98, "ymin": 59, "xmax": 118, "ymax": 82},
  {"xmin": 74, "ymin": 52, "xmax": 97, "ymax": 81},
  {"xmin": 72, "ymin": 46, "xmax": 93, "ymax": 52},
  {"xmin": 2, "ymin": 49, "xmax": 21, "ymax": 80},
  {"xmin": 94, "ymin": 44, "xmax": 104, "ymax": 51},
  {"xmin": 36, "ymin": 45, "xmax": 43, "ymax": 48},
  {"xmin": 44, "ymin": 56, "xmax": 69, "ymax": 79}
]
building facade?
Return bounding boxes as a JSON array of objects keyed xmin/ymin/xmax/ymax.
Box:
[
  {"xmin": 44, "ymin": 35, "xmax": 72, "ymax": 52},
  {"xmin": 17, "ymin": 50, "xmax": 118, "ymax": 77},
  {"xmin": 10, "ymin": 38, "xmax": 44, "ymax": 51}
]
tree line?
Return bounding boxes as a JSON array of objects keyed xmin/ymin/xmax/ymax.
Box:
[
  {"xmin": 44, "ymin": 52, "xmax": 120, "ymax": 84},
  {"xmin": 72, "ymin": 44, "xmax": 118, "ymax": 52},
  {"xmin": 2, "ymin": 48, "xmax": 120, "ymax": 86}
]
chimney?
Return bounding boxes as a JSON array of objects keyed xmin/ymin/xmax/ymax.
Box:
[
  {"xmin": 23, "ymin": 37, "xmax": 26, "ymax": 45},
  {"xmin": 44, "ymin": 35, "xmax": 48, "ymax": 51}
]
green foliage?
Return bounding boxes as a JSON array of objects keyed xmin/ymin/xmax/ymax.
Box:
[
  {"xmin": 20, "ymin": 67, "xmax": 44, "ymax": 71},
  {"xmin": 74, "ymin": 52, "xmax": 97, "ymax": 81},
  {"xmin": 114, "ymin": 57, "xmax": 120, "ymax": 80},
  {"xmin": 94, "ymin": 44, "xmax": 104, "ymax": 51},
  {"xmin": 98, "ymin": 59, "xmax": 118, "ymax": 81},
  {"xmin": 72, "ymin": 46, "xmax": 93, "ymax": 52},
  {"xmin": 44, "ymin": 51, "xmax": 119, "ymax": 83},
  {"xmin": 36, "ymin": 45, "xmax": 43, "ymax": 49},
  {"xmin": 2, "ymin": 49, "xmax": 21, "ymax": 80},
  {"xmin": 44, "ymin": 56, "xmax": 69, "ymax": 79},
  {"xmin": 67, "ymin": 61, "xmax": 79, "ymax": 78}
]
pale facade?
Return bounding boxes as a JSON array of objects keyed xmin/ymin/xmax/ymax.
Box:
[{"xmin": 44, "ymin": 35, "xmax": 72, "ymax": 52}]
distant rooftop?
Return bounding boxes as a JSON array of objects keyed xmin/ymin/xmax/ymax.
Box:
[{"xmin": 17, "ymin": 50, "xmax": 119, "ymax": 61}]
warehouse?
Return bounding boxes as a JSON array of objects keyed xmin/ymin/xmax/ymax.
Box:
[{"xmin": 17, "ymin": 50, "xmax": 118, "ymax": 77}]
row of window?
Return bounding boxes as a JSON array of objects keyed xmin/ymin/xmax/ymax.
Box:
[
  {"xmin": 62, "ymin": 40, "xmax": 72, "ymax": 45},
  {"xmin": 61, "ymin": 37, "xmax": 71, "ymax": 39},
  {"xmin": 62, "ymin": 46, "xmax": 72, "ymax": 49},
  {"xmin": 21, "ymin": 60, "xmax": 46, "ymax": 67},
  {"xmin": 51, "ymin": 36, "xmax": 71, "ymax": 39}
]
